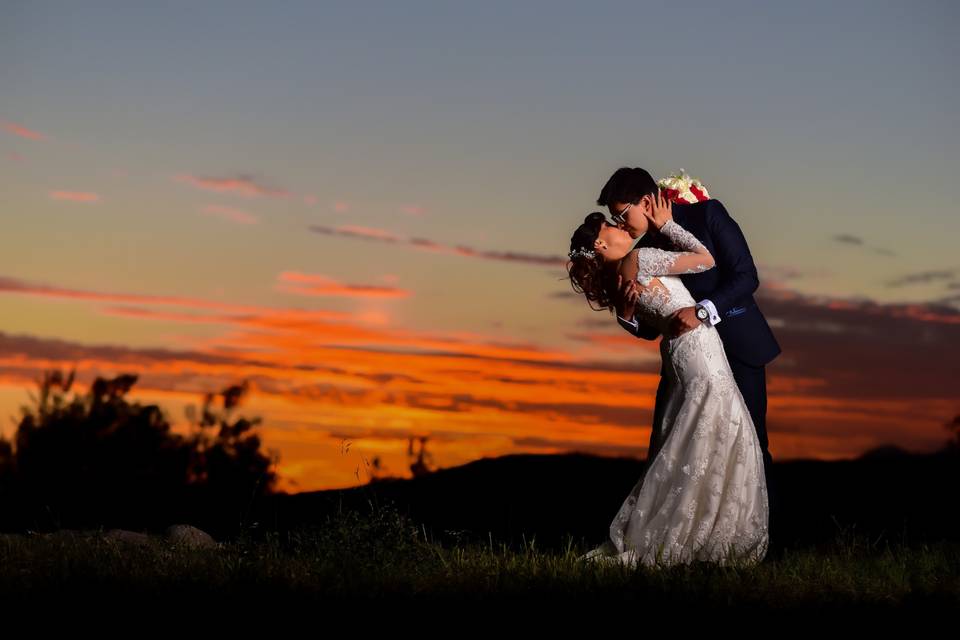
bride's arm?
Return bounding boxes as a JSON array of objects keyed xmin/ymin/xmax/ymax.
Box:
[
  {"xmin": 614, "ymin": 253, "xmax": 660, "ymax": 340},
  {"xmin": 618, "ymin": 311, "xmax": 661, "ymax": 341},
  {"xmin": 638, "ymin": 220, "xmax": 715, "ymax": 275}
]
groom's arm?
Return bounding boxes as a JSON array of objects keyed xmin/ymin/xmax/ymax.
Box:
[{"xmin": 704, "ymin": 199, "xmax": 761, "ymax": 316}]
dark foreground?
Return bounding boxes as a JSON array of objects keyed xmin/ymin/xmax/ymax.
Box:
[{"xmin": 2, "ymin": 503, "xmax": 957, "ymax": 615}]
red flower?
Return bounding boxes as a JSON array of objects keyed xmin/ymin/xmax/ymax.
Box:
[
  {"xmin": 689, "ymin": 184, "xmax": 707, "ymax": 201},
  {"xmin": 661, "ymin": 187, "xmax": 683, "ymax": 204}
]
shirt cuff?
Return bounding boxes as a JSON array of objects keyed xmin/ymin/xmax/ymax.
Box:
[
  {"xmin": 697, "ymin": 299, "xmax": 722, "ymax": 326},
  {"xmin": 617, "ymin": 314, "xmax": 639, "ymax": 329}
]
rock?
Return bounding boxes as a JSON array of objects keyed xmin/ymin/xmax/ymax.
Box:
[
  {"xmin": 103, "ymin": 528, "xmax": 155, "ymax": 547},
  {"xmin": 163, "ymin": 524, "xmax": 219, "ymax": 549},
  {"xmin": 0, "ymin": 525, "xmax": 221, "ymax": 551}
]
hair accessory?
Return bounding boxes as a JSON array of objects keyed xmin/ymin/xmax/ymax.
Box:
[{"xmin": 568, "ymin": 247, "xmax": 596, "ymax": 259}]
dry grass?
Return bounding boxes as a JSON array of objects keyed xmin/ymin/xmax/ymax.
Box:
[{"xmin": 1, "ymin": 500, "xmax": 957, "ymax": 612}]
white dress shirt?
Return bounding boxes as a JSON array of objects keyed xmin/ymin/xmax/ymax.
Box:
[{"xmin": 617, "ymin": 298, "xmax": 722, "ymax": 330}]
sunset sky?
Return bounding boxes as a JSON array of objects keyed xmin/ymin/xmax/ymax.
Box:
[{"xmin": 2, "ymin": 1, "xmax": 958, "ymax": 492}]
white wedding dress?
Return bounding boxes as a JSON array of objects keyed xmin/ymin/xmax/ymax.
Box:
[{"xmin": 579, "ymin": 219, "xmax": 769, "ymax": 568}]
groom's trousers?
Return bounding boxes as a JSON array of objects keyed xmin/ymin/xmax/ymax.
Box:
[
  {"xmin": 649, "ymin": 352, "xmax": 782, "ymax": 554},
  {"xmin": 727, "ymin": 354, "xmax": 782, "ymax": 554}
]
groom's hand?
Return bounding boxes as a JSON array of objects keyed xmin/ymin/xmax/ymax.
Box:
[{"xmin": 667, "ymin": 306, "xmax": 701, "ymax": 337}]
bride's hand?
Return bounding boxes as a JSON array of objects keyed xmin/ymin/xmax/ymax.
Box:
[
  {"xmin": 616, "ymin": 274, "xmax": 639, "ymax": 316},
  {"xmin": 643, "ymin": 189, "xmax": 673, "ymax": 231}
]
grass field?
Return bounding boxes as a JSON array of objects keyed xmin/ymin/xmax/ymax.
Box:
[{"xmin": 2, "ymin": 500, "xmax": 957, "ymax": 612}]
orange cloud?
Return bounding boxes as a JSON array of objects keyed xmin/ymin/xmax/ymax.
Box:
[
  {"xmin": 1, "ymin": 272, "xmax": 957, "ymax": 492},
  {"xmin": 274, "ymin": 271, "xmax": 412, "ymax": 299}
]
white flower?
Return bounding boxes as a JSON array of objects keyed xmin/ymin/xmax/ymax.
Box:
[{"xmin": 656, "ymin": 168, "xmax": 710, "ymax": 203}]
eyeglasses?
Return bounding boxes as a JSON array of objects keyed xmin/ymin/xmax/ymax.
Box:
[{"xmin": 611, "ymin": 203, "xmax": 632, "ymax": 226}]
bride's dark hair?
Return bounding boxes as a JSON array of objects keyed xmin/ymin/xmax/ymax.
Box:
[{"xmin": 567, "ymin": 211, "xmax": 620, "ymax": 312}]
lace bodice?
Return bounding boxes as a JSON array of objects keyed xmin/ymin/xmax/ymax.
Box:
[{"xmin": 630, "ymin": 219, "xmax": 715, "ymax": 334}]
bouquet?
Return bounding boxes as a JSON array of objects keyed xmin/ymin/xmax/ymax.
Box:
[{"xmin": 656, "ymin": 169, "xmax": 710, "ymax": 204}]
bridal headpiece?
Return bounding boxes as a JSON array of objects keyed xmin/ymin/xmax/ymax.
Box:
[{"xmin": 568, "ymin": 246, "xmax": 596, "ymax": 260}]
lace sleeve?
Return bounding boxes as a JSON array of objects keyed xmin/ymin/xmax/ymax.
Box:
[
  {"xmin": 635, "ymin": 219, "xmax": 716, "ymax": 277},
  {"xmin": 659, "ymin": 219, "xmax": 706, "ymax": 253}
]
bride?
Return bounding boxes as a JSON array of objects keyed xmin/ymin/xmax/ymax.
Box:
[{"xmin": 566, "ymin": 190, "xmax": 768, "ymax": 568}]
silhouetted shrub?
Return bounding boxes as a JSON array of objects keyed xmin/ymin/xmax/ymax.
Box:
[{"xmin": 0, "ymin": 367, "xmax": 279, "ymax": 537}]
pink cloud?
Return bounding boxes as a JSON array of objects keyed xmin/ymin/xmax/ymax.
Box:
[
  {"xmin": 1, "ymin": 120, "xmax": 48, "ymax": 141},
  {"xmin": 49, "ymin": 191, "xmax": 100, "ymax": 202},
  {"xmin": 0, "ymin": 274, "xmax": 349, "ymax": 320},
  {"xmin": 340, "ymin": 224, "xmax": 406, "ymax": 241},
  {"xmin": 399, "ymin": 204, "xmax": 426, "ymax": 216},
  {"xmin": 199, "ymin": 204, "xmax": 258, "ymax": 225},
  {"xmin": 174, "ymin": 173, "xmax": 292, "ymax": 199},
  {"xmin": 308, "ymin": 224, "xmax": 565, "ymax": 266}
]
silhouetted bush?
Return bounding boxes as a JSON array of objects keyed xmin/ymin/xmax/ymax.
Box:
[
  {"xmin": 944, "ymin": 413, "xmax": 960, "ymax": 454},
  {"xmin": 0, "ymin": 367, "xmax": 279, "ymax": 538}
]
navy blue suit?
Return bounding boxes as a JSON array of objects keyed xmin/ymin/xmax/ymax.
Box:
[{"xmin": 617, "ymin": 198, "xmax": 784, "ymax": 553}]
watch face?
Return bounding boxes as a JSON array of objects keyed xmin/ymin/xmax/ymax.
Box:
[{"xmin": 697, "ymin": 308, "xmax": 708, "ymax": 319}]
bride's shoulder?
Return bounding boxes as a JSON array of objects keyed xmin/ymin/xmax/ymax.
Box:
[{"xmin": 629, "ymin": 245, "xmax": 664, "ymax": 261}]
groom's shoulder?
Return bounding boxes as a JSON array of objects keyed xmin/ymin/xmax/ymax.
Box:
[
  {"xmin": 693, "ymin": 198, "xmax": 734, "ymax": 226},
  {"xmin": 691, "ymin": 198, "xmax": 726, "ymax": 215},
  {"xmin": 675, "ymin": 198, "xmax": 714, "ymax": 224}
]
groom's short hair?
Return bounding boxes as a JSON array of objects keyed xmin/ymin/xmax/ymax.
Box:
[{"xmin": 597, "ymin": 167, "xmax": 658, "ymax": 207}]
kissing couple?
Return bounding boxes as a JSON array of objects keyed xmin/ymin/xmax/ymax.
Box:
[{"xmin": 568, "ymin": 167, "xmax": 782, "ymax": 568}]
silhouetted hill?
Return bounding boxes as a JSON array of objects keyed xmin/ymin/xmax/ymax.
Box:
[
  {"xmin": 857, "ymin": 444, "xmax": 913, "ymax": 460},
  {"xmin": 249, "ymin": 448, "xmax": 960, "ymax": 553}
]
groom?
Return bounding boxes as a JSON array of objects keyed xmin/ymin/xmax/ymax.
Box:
[{"xmin": 598, "ymin": 167, "xmax": 785, "ymax": 556}]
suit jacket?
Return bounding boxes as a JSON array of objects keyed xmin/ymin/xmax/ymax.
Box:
[{"xmin": 617, "ymin": 198, "xmax": 781, "ymax": 368}]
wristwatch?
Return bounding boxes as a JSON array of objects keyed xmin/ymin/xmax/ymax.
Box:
[{"xmin": 695, "ymin": 303, "xmax": 710, "ymax": 324}]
